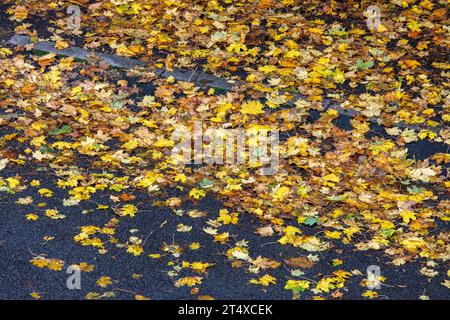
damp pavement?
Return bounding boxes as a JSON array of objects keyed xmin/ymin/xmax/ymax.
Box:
[{"xmin": 0, "ymin": 134, "xmax": 448, "ymax": 300}]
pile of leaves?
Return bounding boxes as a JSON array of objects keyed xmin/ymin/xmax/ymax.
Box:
[{"xmin": 0, "ymin": 0, "xmax": 449, "ymax": 299}]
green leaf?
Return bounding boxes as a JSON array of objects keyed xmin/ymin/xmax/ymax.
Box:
[
  {"xmin": 303, "ymin": 216, "xmax": 321, "ymax": 227},
  {"xmin": 327, "ymin": 194, "xmax": 347, "ymax": 201},
  {"xmin": 39, "ymin": 145, "xmax": 55, "ymax": 154},
  {"xmin": 380, "ymin": 228, "xmax": 394, "ymax": 238},
  {"xmin": 198, "ymin": 178, "xmax": 215, "ymax": 188},
  {"xmin": 49, "ymin": 125, "xmax": 71, "ymax": 136},
  {"xmin": 407, "ymin": 185, "xmax": 423, "ymax": 194},
  {"xmin": 356, "ymin": 59, "xmax": 374, "ymax": 70}
]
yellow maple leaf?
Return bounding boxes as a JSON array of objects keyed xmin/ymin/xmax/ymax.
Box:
[
  {"xmin": 137, "ymin": 171, "xmax": 162, "ymax": 188},
  {"xmin": 153, "ymin": 138, "xmax": 174, "ymax": 148},
  {"xmin": 258, "ymin": 65, "xmax": 277, "ymax": 73},
  {"xmin": 30, "ymin": 292, "xmax": 41, "ymax": 299},
  {"xmin": 119, "ymin": 204, "xmax": 138, "ymax": 217},
  {"xmin": 315, "ymin": 277, "xmax": 335, "ymax": 293},
  {"xmin": 183, "ymin": 261, "xmax": 214, "ymax": 273},
  {"xmin": 123, "ymin": 140, "xmax": 139, "ymax": 150},
  {"xmin": 127, "ymin": 244, "xmax": 144, "ymax": 256},
  {"xmin": 272, "ymin": 186, "xmax": 290, "ymax": 201},
  {"xmin": 249, "ymin": 274, "xmax": 276, "ymax": 286},
  {"xmin": 116, "ymin": 44, "xmax": 138, "ymax": 56},
  {"xmin": 442, "ymin": 280, "xmax": 450, "ymax": 289},
  {"xmin": 324, "ymin": 173, "xmax": 340, "ymax": 183},
  {"xmin": 174, "ymin": 276, "xmax": 203, "ymax": 287},
  {"xmin": 418, "ymin": 130, "xmax": 437, "ymax": 140},
  {"xmin": 362, "ymin": 290, "xmax": 379, "ymax": 299},
  {"xmin": 284, "ymin": 279, "xmax": 310, "ymax": 292},
  {"xmin": 324, "ymin": 230, "xmax": 341, "ymax": 239},
  {"xmin": 214, "ymin": 232, "xmax": 230, "ymax": 244},
  {"xmin": 30, "ymin": 180, "xmax": 41, "ymax": 187},
  {"xmin": 55, "ymin": 40, "xmax": 69, "ymax": 50},
  {"xmin": 45, "ymin": 209, "xmax": 65, "ymax": 220},
  {"xmin": 240, "ymin": 101, "xmax": 265, "ymax": 115},
  {"xmin": 0, "ymin": 48, "xmax": 13, "ymax": 57},
  {"xmin": 399, "ymin": 59, "xmax": 421, "ymax": 70},
  {"xmin": 174, "ymin": 173, "xmax": 187, "ymax": 183},
  {"xmin": 30, "ymin": 257, "xmax": 64, "ymax": 271},
  {"xmin": 38, "ymin": 188, "xmax": 53, "ymax": 198},
  {"xmin": 399, "ymin": 210, "xmax": 416, "ymax": 224},
  {"xmin": 31, "ymin": 121, "xmax": 48, "ymax": 131},
  {"xmin": 226, "ymin": 43, "xmax": 247, "ymax": 54},
  {"xmin": 189, "ymin": 188, "xmax": 206, "ymax": 199},
  {"xmin": 10, "ymin": 5, "xmax": 28, "ymax": 20},
  {"xmin": 407, "ymin": 21, "xmax": 421, "ymax": 32},
  {"xmin": 401, "ymin": 237, "xmax": 426, "ymax": 251},
  {"xmin": 26, "ymin": 213, "xmax": 39, "ymax": 221},
  {"xmin": 333, "ymin": 68, "xmax": 346, "ymax": 83},
  {"xmin": 6, "ymin": 178, "xmax": 20, "ymax": 190},
  {"xmin": 96, "ymin": 276, "xmax": 113, "ymax": 288},
  {"xmin": 189, "ymin": 242, "xmax": 201, "ymax": 250},
  {"xmin": 217, "ymin": 209, "xmax": 238, "ymax": 225},
  {"xmin": 75, "ymin": 262, "xmax": 94, "ymax": 272}
]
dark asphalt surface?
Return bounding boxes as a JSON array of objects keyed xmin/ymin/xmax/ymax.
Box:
[{"xmin": 0, "ymin": 159, "xmax": 448, "ymax": 300}]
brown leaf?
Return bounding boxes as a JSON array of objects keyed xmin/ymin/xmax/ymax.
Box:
[
  {"xmin": 251, "ymin": 256, "xmax": 281, "ymax": 269},
  {"xmin": 37, "ymin": 52, "xmax": 56, "ymax": 67},
  {"xmin": 165, "ymin": 53, "xmax": 175, "ymax": 72},
  {"xmin": 284, "ymin": 256, "xmax": 316, "ymax": 269},
  {"xmin": 431, "ymin": 8, "xmax": 447, "ymax": 21},
  {"xmin": 118, "ymin": 193, "xmax": 136, "ymax": 202},
  {"xmin": 331, "ymin": 290, "xmax": 344, "ymax": 299},
  {"xmin": 255, "ymin": 225, "xmax": 274, "ymax": 237},
  {"xmin": 20, "ymin": 83, "xmax": 37, "ymax": 96},
  {"xmin": 258, "ymin": 0, "xmax": 272, "ymax": 8}
]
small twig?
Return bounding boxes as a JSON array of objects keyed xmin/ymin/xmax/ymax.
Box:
[
  {"xmin": 142, "ymin": 230, "xmax": 154, "ymax": 247},
  {"xmin": 188, "ymin": 67, "xmax": 198, "ymax": 82}
]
